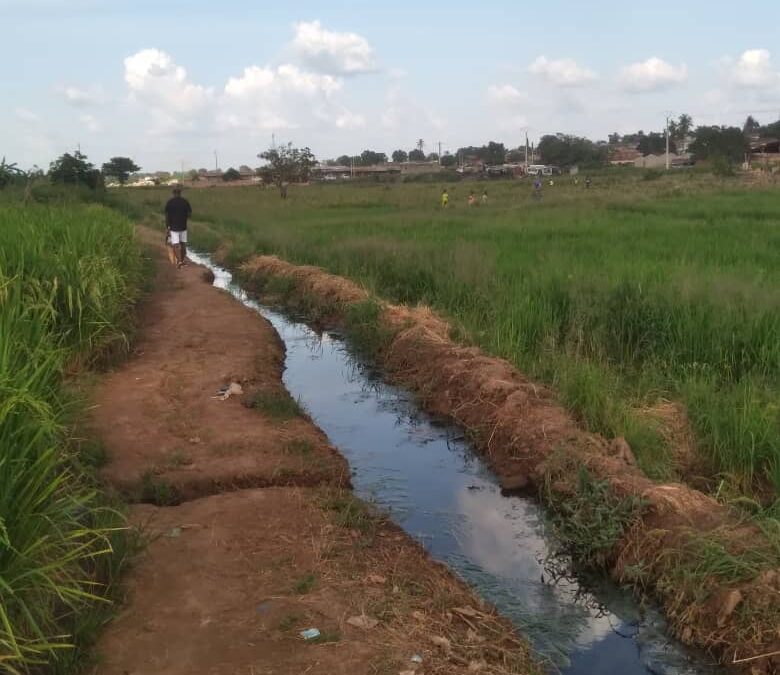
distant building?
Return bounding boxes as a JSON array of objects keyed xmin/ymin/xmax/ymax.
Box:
[
  {"xmin": 202, "ymin": 169, "xmax": 224, "ymax": 184},
  {"xmin": 633, "ymin": 153, "xmax": 693, "ymax": 169},
  {"xmin": 749, "ymin": 138, "xmax": 780, "ymax": 167},
  {"xmin": 609, "ymin": 146, "xmax": 642, "ymax": 165}
]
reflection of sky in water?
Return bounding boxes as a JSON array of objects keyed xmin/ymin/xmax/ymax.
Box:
[{"xmin": 192, "ymin": 252, "xmax": 720, "ymax": 675}]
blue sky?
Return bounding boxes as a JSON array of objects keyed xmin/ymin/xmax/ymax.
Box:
[{"xmin": 4, "ymin": 0, "xmax": 780, "ymax": 171}]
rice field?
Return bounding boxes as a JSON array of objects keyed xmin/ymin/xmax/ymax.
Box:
[
  {"xmin": 117, "ymin": 174, "xmax": 780, "ymax": 508},
  {"xmin": 0, "ymin": 201, "xmax": 141, "ymax": 673}
]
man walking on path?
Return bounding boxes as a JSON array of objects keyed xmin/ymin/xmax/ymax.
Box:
[{"xmin": 165, "ymin": 186, "xmax": 192, "ymax": 268}]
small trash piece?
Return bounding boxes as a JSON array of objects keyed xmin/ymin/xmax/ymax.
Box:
[
  {"xmin": 300, "ymin": 628, "xmax": 320, "ymax": 640},
  {"xmin": 346, "ymin": 615, "xmax": 379, "ymax": 630},
  {"xmin": 366, "ymin": 573, "xmax": 387, "ymax": 584},
  {"xmin": 212, "ymin": 382, "xmax": 243, "ymax": 401},
  {"xmin": 165, "ymin": 527, "xmax": 182, "ymax": 538},
  {"xmin": 256, "ymin": 601, "xmax": 272, "ymax": 614},
  {"xmin": 410, "ymin": 654, "xmax": 423, "ymax": 664}
]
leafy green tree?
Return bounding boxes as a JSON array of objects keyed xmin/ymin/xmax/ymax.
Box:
[
  {"xmin": 454, "ymin": 141, "xmax": 506, "ymax": 165},
  {"xmin": 538, "ymin": 134, "xmax": 608, "ymax": 167},
  {"xmin": 408, "ymin": 149, "xmax": 425, "ymax": 161},
  {"xmin": 49, "ymin": 150, "xmax": 102, "ymax": 189},
  {"xmin": 391, "ymin": 149, "xmax": 408, "ymax": 163},
  {"xmin": 743, "ymin": 115, "xmax": 761, "ymax": 136},
  {"xmin": 759, "ymin": 119, "xmax": 780, "ymax": 137},
  {"xmin": 359, "ymin": 149, "xmax": 387, "ymax": 165},
  {"xmin": 0, "ymin": 157, "xmax": 25, "ymax": 189},
  {"xmin": 676, "ymin": 114, "xmax": 693, "ymax": 139},
  {"xmin": 223, "ymin": 167, "xmax": 241, "ymax": 181},
  {"xmin": 689, "ymin": 126, "xmax": 747, "ymax": 163},
  {"xmin": 637, "ymin": 133, "xmax": 674, "ymax": 156},
  {"xmin": 426, "ymin": 152, "xmax": 439, "ymax": 162},
  {"xmin": 101, "ymin": 156, "xmax": 140, "ymax": 184},
  {"xmin": 336, "ymin": 155, "xmax": 352, "ymax": 166},
  {"xmin": 257, "ymin": 143, "xmax": 317, "ymax": 191},
  {"xmin": 440, "ymin": 153, "xmax": 457, "ymax": 167}
]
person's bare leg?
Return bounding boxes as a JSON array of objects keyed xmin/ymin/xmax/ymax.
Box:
[
  {"xmin": 180, "ymin": 240, "xmax": 187, "ymax": 264},
  {"xmin": 175, "ymin": 243, "xmax": 183, "ymax": 267}
]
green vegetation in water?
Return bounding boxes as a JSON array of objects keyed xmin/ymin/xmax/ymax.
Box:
[
  {"xmin": 0, "ymin": 201, "xmax": 142, "ymax": 673},
  {"xmin": 115, "ymin": 176, "xmax": 780, "ymax": 508},
  {"xmin": 543, "ymin": 461, "xmax": 646, "ymax": 569}
]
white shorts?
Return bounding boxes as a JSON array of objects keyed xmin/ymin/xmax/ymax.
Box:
[{"xmin": 169, "ymin": 230, "xmax": 188, "ymax": 245}]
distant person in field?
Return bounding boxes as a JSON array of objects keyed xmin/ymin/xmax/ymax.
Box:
[
  {"xmin": 164, "ymin": 186, "xmax": 192, "ymax": 268},
  {"xmin": 468, "ymin": 190, "xmax": 477, "ymax": 206},
  {"xmin": 585, "ymin": 176, "xmax": 592, "ymax": 189},
  {"xmin": 441, "ymin": 188, "xmax": 449, "ymax": 208},
  {"xmin": 533, "ymin": 177, "xmax": 542, "ymax": 201},
  {"xmin": 481, "ymin": 189, "xmax": 488, "ymax": 205}
]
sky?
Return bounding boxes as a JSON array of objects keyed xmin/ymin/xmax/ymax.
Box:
[{"xmin": 4, "ymin": 0, "xmax": 780, "ymax": 172}]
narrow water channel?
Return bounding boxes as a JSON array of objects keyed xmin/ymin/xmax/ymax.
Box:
[{"xmin": 190, "ymin": 251, "xmax": 720, "ymax": 675}]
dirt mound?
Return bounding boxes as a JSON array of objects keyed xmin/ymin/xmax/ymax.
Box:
[{"xmin": 242, "ymin": 254, "xmax": 780, "ymax": 673}]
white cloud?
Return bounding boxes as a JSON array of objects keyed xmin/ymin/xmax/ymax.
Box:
[
  {"xmin": 381, "ymin": 84, "xmax": 444, "ymax": 131},
  {"xmin": 528, "ymin": 56, "xmax": 596, "ymax": 87},
  {"xmin": 80, "ymin": 113, "xmax": 101, "ymax": 132},
  {"xmin": 225, "ymin": 64, "xmax": 341, "ymax": 98},
  {"xmin": 124, "ymin": 48, "xmax": 212, "ymax": 131},
  {"xmin": 725, "ymin": 49, "xmax": 780, "ymax": 88},
  {"xmin": 334, "ymin": 109, "xmax": 365, "ymax": 129},
  {"xmin": 291, "ymin": 20, "xmax": 376, "ymax": 74},
  {"xmin": 15, "ymin": 107, "xmax": 40, "ymax": 123},
  {"xmin": 58, "ymin": 84, "xmax": 103, "ymax": 107},
  {"xmin": 221, "ymin": 63, "xmax": 347, "ymax": 132},
  {"xmin": 487, "ymin": 84, "xmax": 526, "ymax": 105},
  {"xmin": 618, "ymin": 57, "xmax": 687, "ymax": 92}
]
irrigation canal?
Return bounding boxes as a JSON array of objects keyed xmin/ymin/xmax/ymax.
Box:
[{"xmin": 190, "ymin": 251, "xmax": 721, "ymax": 675}]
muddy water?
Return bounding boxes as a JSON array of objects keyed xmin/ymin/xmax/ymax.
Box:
[{"xmin": 191, "ymin": 252, "xmax": 720, "ymax": 675}]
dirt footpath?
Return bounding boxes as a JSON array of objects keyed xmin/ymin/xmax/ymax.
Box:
[{"xmin": 90, "ymin": 230, "xmax": 537, "ymax": 675}]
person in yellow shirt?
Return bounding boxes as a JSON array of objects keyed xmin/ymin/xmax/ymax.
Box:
[{"xmin": 441, "ymin": 188, "xmax": 449, "ymax": 208}]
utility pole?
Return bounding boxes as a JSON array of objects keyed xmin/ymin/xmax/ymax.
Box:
[
  {"xmin": 525, "ymin": 132, "xmax": 529, "ymax": 168},
  {"xmin": 664, "ymin": 111, "xmax": 673, "ymax": 171},
  {"xmin": 437, "ymin": 141, "xmax": 442, "ymax": 164},
  {"xmin": 214, "ymin": 150, "xmax": 218, "ymax": 171}
]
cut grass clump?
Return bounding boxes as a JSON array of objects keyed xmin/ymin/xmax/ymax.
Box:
[
  {"xmin": 138, "ymin": 471, "xmax": 179, "ymax": 506},
  {"xmin": 292, "ymin": 573, "xmax": 317, "ymax": 594},
  {"xmin": 542, "ymin": 458, "xmax": 646, "ymax": 569},
  {"xmin": 345, "ymin": 299, "xmax": 394, "ymax": 357},
  {"xmin": 319, "ymin": 488, "xmax": 384, "ymax": 536},
  {"xmin": 251, "ymin": 389, "xmax": 306, "ymax": 421},
  {"xmin": 283, "ymin": 439, "xmax": 315, "ymax": 456}
]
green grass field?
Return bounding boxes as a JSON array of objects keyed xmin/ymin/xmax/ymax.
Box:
[
  {"xmin": 0, "ymin": 200, "xmax": 141, "ymax": 673},
  {"xmin": 117, "ymin": 173, "xmax": 780, "ymax": 508}
]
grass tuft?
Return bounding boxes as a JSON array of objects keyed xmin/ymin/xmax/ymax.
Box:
[{"xmin": 251, "ymin": 389, "xmax": 306, "ymax": 421}]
